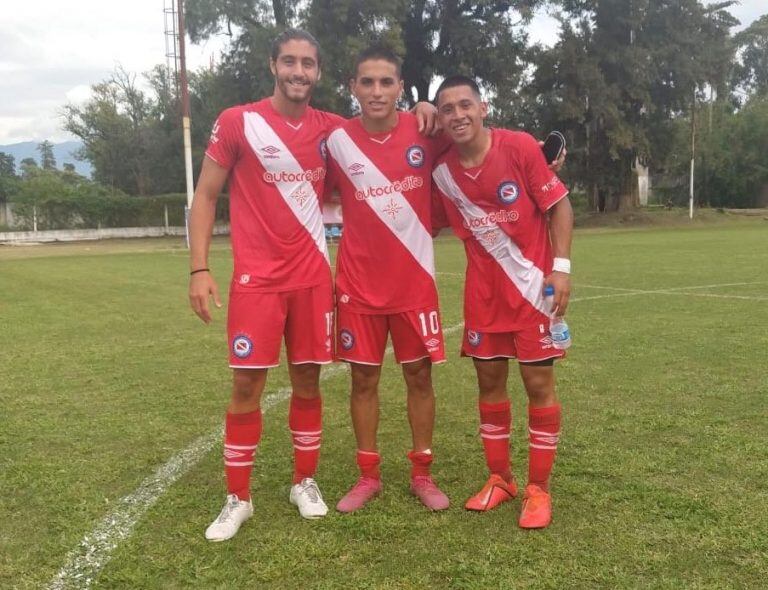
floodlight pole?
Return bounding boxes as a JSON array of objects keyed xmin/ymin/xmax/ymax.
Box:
[{"xmin": 177, "ymin": 0, "xmax": 195, "ymax": 246}]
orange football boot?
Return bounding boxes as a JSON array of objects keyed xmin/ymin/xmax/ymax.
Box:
[
  {"xmin": 518, "ymin": 484, "xmax": 552, "ymax": 529},
  {"xmin": 464, "ymin": 473, "xmax": 518, "ymax": 511}
]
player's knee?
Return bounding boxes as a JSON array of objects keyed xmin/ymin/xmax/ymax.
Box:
[
  {"xmin": 402, "ymin": 364, "xmax": 433, "ymax": 396},
  {"xmin": 289, "ymin": 363, "xmax": 321, "ymax": 397},
  {"xmin": 351, "ymin": 366, "xmax": 380, "ymax": 398},
  {"xmin": 523, "ymin": 376, "xmax": 555, "ymax": 405},
  {"xmin": 231, "ymin": 370, "xmax": 265, "ymax": 404}
]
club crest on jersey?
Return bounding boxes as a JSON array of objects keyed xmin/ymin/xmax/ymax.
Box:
[
  {"xmin": 467, "ymin": 330, "xmax": 482, "ymax": 347},
  {"xmin": 232, "ymin": 335, "xmax": 253, "ymax": 358},
  {"xmin": 406, "ymin": 145, "xmax": 425, "ymax": 168},
  {"xmin": 319, "ymin": 138, "xmax": 328, "ymax": 160},
  {"xmin": 497, "ymin": 181, "xmax": 520, "ymax": 205},
  {"xmin": 340, "ymin": 329, "xmax": 355, "ymax": 350}
]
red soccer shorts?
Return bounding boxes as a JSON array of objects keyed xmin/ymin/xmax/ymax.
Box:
[
  {"xmin": 336, "ymin": 305, "xmax": 446, "ymax": 366},
  {"xmin": 460, "ymin": 322, "xmax": 565, "ymax": 363},
  {"xmin": 227, "ymin": 282, "xmax": 334, "ymax": 368}
]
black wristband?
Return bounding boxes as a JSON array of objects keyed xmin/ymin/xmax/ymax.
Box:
[{"xmin": 190, "ymin": 268, "xmax": 210, "ymax": 276}]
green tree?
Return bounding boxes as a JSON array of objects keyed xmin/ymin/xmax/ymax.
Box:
[
  {"xmin": 20, "ymin": 157, "xmax": 38, "ymax": 179},
  {"xmin": 64, "ymin": 66, "xmax": 187, "ymax": 196},
  {"xmin": 524, "ymin": 0, "xmax": 737, "ymax": 210},
  {"xmin": 0, "ymin": 152, "xmax": 15, "ymax": 177},
  {"xmin": 184, "ymin": 0, "xmax": 542, "ymax": 116},
  {"xmin": 733, "ymin": 14, "xmax": 768, "ymax": 99},
  {"xmin": 37, "ymin": 140, "xmax": 57, "ymax": 170},
  {"xmin": 0, "ymin": 152, "xmax": 18, "ymax": 201}
]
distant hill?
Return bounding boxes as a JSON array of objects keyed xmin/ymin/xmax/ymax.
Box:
[{"xmin": 0, "ymin": 141, "xmax": 92, "ymax": 178}]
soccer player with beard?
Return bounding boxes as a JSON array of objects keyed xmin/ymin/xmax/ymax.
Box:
[
  {"xmin": 188, "ymin": 30, "xmax": 438, "ymax": 541},
  {"xmin": 325, "ymin": 46, "xmax": 450, "ymax": 513},
  {"xmin": 431, "ymin": 76, "xmax": 573, "ymax": 529}
]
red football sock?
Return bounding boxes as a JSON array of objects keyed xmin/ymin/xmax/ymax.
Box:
[
  {"xmin": 224, "ymin": 410, "xmax": 262, "ymax": 501},
  {"xmin": 289, "ymin": 395, "xmax": 322, "ymax": 484},
  {"xmin": 528, "ymin": 404, "xmax": 561, "ymax": 491},
  {"xmin": 407, "ymin": 449, "xmax": 433, "ymax": 478},
  {"xmin": 479, "ymin": 400, "xmax": 512, "ymax": 482},
  {"xmin": 356, "ymin": 449, "xmax": 381, "ymax": 480}
]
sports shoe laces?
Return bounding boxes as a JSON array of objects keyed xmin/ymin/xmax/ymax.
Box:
[
  {"xmin": 216, "ymin": 496, "xmax": 240, "ymax": 523},
  {"xmin": 300, "ymin": 479, "xmax": 321, "ymax": 503},
  {"xmin": 412, "ymin": 476, "xmax": 438, "ymax": 492},
  {"xmin": 349, "ymin": 477, "xmax": 379, "ymax": 497}
]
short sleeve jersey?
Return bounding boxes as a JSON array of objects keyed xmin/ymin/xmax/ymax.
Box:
[
  {"xmin": 432, "ymin": 128, "xmax": 569, "ymax": 331},
  {"xmin": 205, "ymin": 98, "xmax": 344, "ymax": 293},
  {"xmin": 325, "ymin": 112, "xmax": 441, "ymax": 314}
]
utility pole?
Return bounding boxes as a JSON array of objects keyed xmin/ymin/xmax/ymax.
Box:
[
  {"xmin": 177, "ymin": 0, "xmax": 195, "ymax": 245},
  {"xmin": 689, "ymin": 87, "xmax": 696, "ymax": 220}
]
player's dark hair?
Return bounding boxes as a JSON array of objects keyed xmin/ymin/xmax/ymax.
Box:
[
  {"xmin": 433, "ymin": 75, "xmax": 482, "ymax": 104},
  {"xmin": 352, "ymin": 45, "xmax": 402, "ymax": 79},
  {"xmin": 271, "ymin": 28, "xmax": 322, "ymax": 67}
]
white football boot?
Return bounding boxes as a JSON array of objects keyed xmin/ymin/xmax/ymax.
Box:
[
  {"xmin": 204, "ymin": 494, "xmax": 254, "ymax": 541},
  {"xmin": 289, "ymin": 477, "xmax": 329, "ymax": 519}
]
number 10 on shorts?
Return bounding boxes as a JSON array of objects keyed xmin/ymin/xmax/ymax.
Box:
[{"xmin": 418, "ymin": 311, "xmax": 440, "ymax": 336}]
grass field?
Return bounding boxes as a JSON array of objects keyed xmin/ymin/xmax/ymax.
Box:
[{"xmin": 1, "ymin": 218, "xmax": 767, "ymax": 589}]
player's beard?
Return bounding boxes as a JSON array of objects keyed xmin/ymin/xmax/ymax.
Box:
[{"xmin": 277, "ymin": 76, "xmax": 314, "ymax": 104}]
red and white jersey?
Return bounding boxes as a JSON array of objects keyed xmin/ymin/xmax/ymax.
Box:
[
  {"xmin": 432, "ymin": 128, "xmax": 569, "ymax": 331},
  {"xmin": 205, "ymin": 98, "xmax": 343, "ymax": 293},
  {"xmin": 325, "ymin": 112, "xmax": 441, "ymax": 314}
]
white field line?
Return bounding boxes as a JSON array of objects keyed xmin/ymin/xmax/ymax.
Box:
[
  {"xmin": 48, "ymin": 280, "xmax": 756, "ymax": 588},
  {"xmin": 49, "ymin": 325, "xmax": 464, "ymax": 589},
  {"xmin": 576, "ymin": 281, "xmax": 768, "ymax": 302}
]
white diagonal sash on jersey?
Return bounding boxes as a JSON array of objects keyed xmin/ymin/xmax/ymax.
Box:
[
  {"xmin": 328, "ymin": 129, "xmax": 434, "ymax": 277},
  {"xmin": 433, "ymin": 163, "xmax": 548, "ymax": 315},
  {"xmin": 243, "ymin": 112, "xmax": 329, "ymax": 262}
]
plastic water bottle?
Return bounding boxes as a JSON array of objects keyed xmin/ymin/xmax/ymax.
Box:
[{"xmin": 544, "ymin": 285, "xmax": 572, "ymax": 350}]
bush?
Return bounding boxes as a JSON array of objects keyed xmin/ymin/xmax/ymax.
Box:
[{"xmin": 8, "ymin": 171, "xmax": 229, "ymax": 230}]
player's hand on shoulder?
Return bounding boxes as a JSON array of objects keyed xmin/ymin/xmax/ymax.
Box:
[
  {"xmin": 412, "ymin": 101, "xmax": 441, "ymax": 136},
  {"xmin": 544, "ymin": 272, "xmax": 571, "ymax": 316},
  {"xmin": 189, "ymin": 271, "xmax": 222, "ymax": 324}
]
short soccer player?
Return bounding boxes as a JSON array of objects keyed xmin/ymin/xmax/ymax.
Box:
[
  {"xmin": 431, "ymin": 76, "xmax": 573, "ymax": 528},
  {"xmin": 189, "ymin": 30, "xmax": 438, "ymax": 541},
  {"xmin": 324, "ymin": 47, "xmax": 450, "ymax": 513}
]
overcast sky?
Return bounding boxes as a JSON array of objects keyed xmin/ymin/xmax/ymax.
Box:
[{"xmin": 0, "ymin": 0, "xmax": 764, "ymax": 145}]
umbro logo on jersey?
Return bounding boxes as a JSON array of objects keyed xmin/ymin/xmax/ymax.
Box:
[
  {"xmin": 539, "ymin": 335, "xmax": 554, "ymax": 349},
  {"xmin": 406, "ymin": 145, "xmax": 425, "ymax": 168},
  {"xmin": 497, "ymin": 181, "xmax": 520, "ymax": 205},
  {"xmin": 232, "ymin": 335, "xmax": 253, "ymax": 358},
  {"xmin": 467, "ymin": 330, "xmax": 482, "ymax": 347},
  {"xmin": 261, "ymin": 145, "xmax": 281, "ymax": 159},
  {"xmin": 348, "ymin": 162, "xmax": 365, "ymax": 176},
  {"xmin": 340, "ymin": 329, "xmax": 355, "ymax": 350},
  {"xmin": 425, "ymin": 338, "xmax": 440, "ymax": 349}
]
